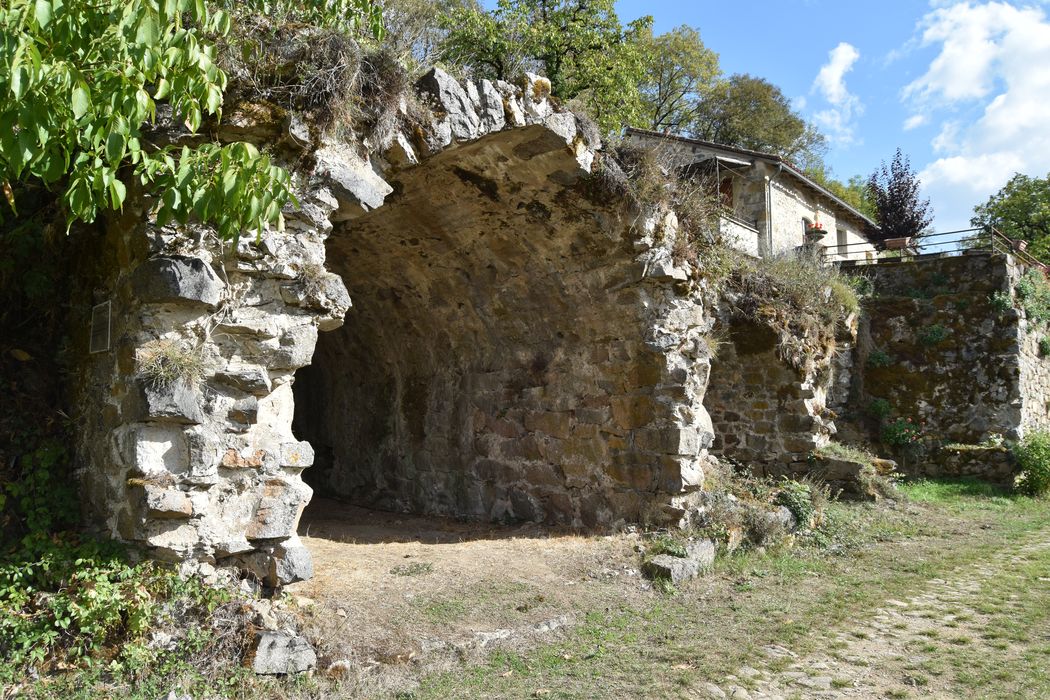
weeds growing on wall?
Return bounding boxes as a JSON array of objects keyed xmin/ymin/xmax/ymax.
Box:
[
  {"xmin": 1016, "ymin": 269, "xmax": 1050, "ymax": 324},
  {"xmin": 599, "ymin": 142, "xmax": 722, "ymax": 265},
  {"xmin": 867, "ymin": 348, "xmax": 893, "ymax": 368},
  {"xmin": 139, "ymin": 340, "xmax": 208, "ymax": 390},
  {"xmin": 917, "ymin": 323, "xmax": 949, "ymax": 347},
  {"xmin": 867, "ymin": 398, "xmax": 892, "ymax": 420},
  {"xmin": 990, "ymin": 290, "xmax": 1013, "ymax": 314},
  {"xmin": 714, "ymin": 252, "xmax": 859, "ymax": 369}
]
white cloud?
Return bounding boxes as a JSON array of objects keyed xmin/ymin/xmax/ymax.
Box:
[
  {"xmin": 903, "ymin": 114, "xmax": 929, "ymax": 130},
  {"xmin": 902, "ymin": 2, "xmax": 1050, "ymax": 230},
  {"xmin": 810, "ymin": 42, "xmax": 864, "ymax": 145}
]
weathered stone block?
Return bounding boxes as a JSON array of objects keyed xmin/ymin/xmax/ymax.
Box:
[
  {"xmin": 114, "ymin": 424, "xmax": 190, "ymax": 476},
  {"xmin": 144, "ymin": 485, "xmax": 194, "ymax": 519},
  {"xmin": 416, "ymin": 68, "xmax": 481, "ymax": 141},
  {"xmin": 280, "ymin": 441, "xmax": 315, "ymax": 469},
  {"xmin": 611, "ymin": 396, "xmax": 655, "ymax": 430},
  {"xmin": 524, "ymin": 411, "xmax": 572, "ymax": 439},
  {"xmin": 213, "ymin": 365, "xmax": 272, "ymax": 396},
  {"xmin": 132, "ymin": 256, "xmax": 223, "ymax": 307},
  {"xmin": 246, "ymin": 478, "xmax": 312, "ymax": 541},
  {"xmin": 250, "ymin": 632, "xmax": 316, "ymax": 675},
  {"xmin": 126, "ymin": 379, "xmax": 204, "ymax": 425}
]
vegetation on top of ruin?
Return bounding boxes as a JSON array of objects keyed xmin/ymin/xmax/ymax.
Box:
[{"xmin": 709, "ymin": 250, "xmax": 863, "ymax": 369}]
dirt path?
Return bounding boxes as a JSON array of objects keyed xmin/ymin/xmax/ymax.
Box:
[
  {"xmin": 288, "ymin": 498, "xmax": 647, "ymax": 677},
  {"xmin": 702, "ymin": 535, "xmax": 1050, "ymax": 700}
]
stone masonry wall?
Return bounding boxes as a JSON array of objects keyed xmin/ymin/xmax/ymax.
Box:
[
  {"xmin": 294, "ymin": 123, "xmax": 715, "ymax": 528},
  {"xmin": 850, "ymin": 252, "xmax": 1050, "ymax": 480},
  {"xmin": 69, "ymin": 68, "xmax": 718, "ymax": 582},
  {"xmin": 704, "ymin": 317, "xmax": 843, "ymax": 476}
]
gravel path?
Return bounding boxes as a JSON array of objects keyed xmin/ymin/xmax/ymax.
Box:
[{"xmin": 700, "ymin": 535, "xmax": 1050, "ymax": 700}]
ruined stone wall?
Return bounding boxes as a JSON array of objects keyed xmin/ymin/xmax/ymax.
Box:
[
  {"xmin": 294, "ymin": 124, "xmax": 714, "ymax": 528},
  {"xmin": 69, "ymin": 68, "xmax": 719, "ymax": 581},
  {"xmin": 850, "ymin": 252, "xmax": 1050, "ymax": 480},
  {"xmin": 704, "ymin": 316, "xmax": 843, "ymax": 476}
]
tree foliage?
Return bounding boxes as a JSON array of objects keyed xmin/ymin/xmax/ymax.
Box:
[
  {"xmin": 867, "ymin": 148, "xmax": 933, "ymax": 244},
  {"xmin": 439, "ymin": 0, "xmax": 652, "ymax": 135},
  {"xmin": 0, "ymin": 0, "xmax": 381, "ymax": 239},
  {"xmin": 383, "ymin": 0, "xmax": 479, "ymax": 72},
  {"xmin": 637, "ymin": 25, "xmax": 719, "ymax": 134},
  {"xmin": 971, "ymin": 172, "xmax": 1050, "ymax": 261},
  {"xmin": 690, "ymin": 74, "xmax": 827, "ymax": 169}
]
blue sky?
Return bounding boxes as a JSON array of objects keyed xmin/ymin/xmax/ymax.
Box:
[{"xmin": 485, "ymin": 1, "xmax": 1050, "ymax": 232}]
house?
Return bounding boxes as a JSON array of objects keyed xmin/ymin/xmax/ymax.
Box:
[{"xmin": 626, "ymin": 128, "xmax": 880, "ymax": 261}]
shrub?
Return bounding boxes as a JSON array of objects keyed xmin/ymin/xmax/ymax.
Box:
[
  {"xmin": 989, "ymin": 291, "xmax": 1013, "ymax": 314},
  {"xmin": 1012, "ymin": 430, "xmax": 1050, "ymax": 497},
  {"xmin": 1040, "ymin": 337, "xmax": 1050, "ymax": 357},
  {"xmin": 846, "ymin": 273, "xmax": 875, "ymax": 300},
  {"xmin": 774, "ymin": 479, "xmax": 815, "ymax": 528},
  {"xmin": 918, "ymin": 324, "xmax": 949, "ymax": 347},
  {"xmin": 867, "ymin": 349, "xmax": 893, "ymax": 368},
  {"xmin": 646, "ymin": 534, "xmax": 688, "ymax": 558},
  {"xmin": 881, "ymin": 417, "xmax": 923, "ymax": 448},
  {"xmin": 815, "ymin": 441, "xmax": 876, "ymax": 465},
  {"xmin": 1016, "ymin": 270, "xmax": 1050, "ymax": 324},
  {"xmin": 867, "ymin": 398, "xmax": 892, "ymax": 420}
]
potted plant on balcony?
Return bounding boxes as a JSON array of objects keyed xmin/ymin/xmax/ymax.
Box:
[{"xmin": 804, "ymin": 220, "xmax": 826, "ymax": 243}]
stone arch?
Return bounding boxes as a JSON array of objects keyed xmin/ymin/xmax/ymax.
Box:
[{"xmin": 68, "ymin": 69, "xmax": 716, "ymax": 585}]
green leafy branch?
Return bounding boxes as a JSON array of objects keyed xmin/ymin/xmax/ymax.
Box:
[{"xmin": 0, "ymin": 0, "xmax": 381, "ymax": 237}]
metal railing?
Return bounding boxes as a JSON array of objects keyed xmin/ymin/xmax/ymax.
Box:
[{"xmin": 821, "ymin": 227, "xmax": 1048, "ymax": 272}]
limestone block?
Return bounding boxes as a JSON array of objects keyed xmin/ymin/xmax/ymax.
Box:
[
  {"xmin": 144, "ymin": 485, "xmax": 194, "ymax": 519},
  {"xmin": 521, "ymin": 73, "xmax": 553, "ymax": 121},
  {"xmin": 125, "ymin": 379, "xmax": 205, "ymax": 425},
  {"xmin": 145, "ymin": 520, "xmax": 200, "ymax": 559},
  {"xmin": 416, "ymin": 68, "xmax": 481, "ymax": 141},
  {"xmin": 280, "ymin": 441, "xmax": 315, "ymax": 469},
  {"xmin": 131, "ymin": 256, "xmax": 224, "ymax": 308},
  {"xmin": 270, "ymin": 324, "xmax": 319, "ymax": 370},
  {"xmin": 314, "ymin": 144, "xmax": 394, "ymax": 219},
  {"xmin": 476, "ymin": 79, "xmax": 507, "ymax": 132},
  {"xmin": 642, "ymin": 540, "xmax": 715, "ymax": 585},
  {"xmin": 228, "ymin": 396, "xmax": 259, "ymax": 426},
  {"xmin": 250, "ymin": 632, "xmax": 316, "ymax": 675},
  {"xmin": 213, "ymin": 365, "xmax": 272, "ymax": 396},
  {"xmin": 273, "ymin": 539, "xmax": 314, "ymax": 584},
  {"xmin": 245, "ymin": 477, "xmax": 312, "ymax": 540},
  {"xmin": 494, "ymin": 80, "xmax": 526, "ymax": 127},
  {"xmin": 384, "ymin": 131, "xmax": 419, "ymax": 168},
  {"xmin": 114, "ymin": 424, "xmax": 190, "ymax": 476}
]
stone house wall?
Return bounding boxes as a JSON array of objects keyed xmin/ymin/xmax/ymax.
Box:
[{"xmin": 765, "ymin": 167, "xmax": 871, "ymax": 261}]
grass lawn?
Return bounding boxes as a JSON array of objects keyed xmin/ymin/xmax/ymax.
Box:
[{"xmin": 410, "ymin": 480, "xmax": 1050, "ymax": 699}]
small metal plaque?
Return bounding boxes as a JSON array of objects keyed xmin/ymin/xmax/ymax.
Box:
[{"xmin": 89, "ymin": 301, "xmax": 111, "ymax": 354}]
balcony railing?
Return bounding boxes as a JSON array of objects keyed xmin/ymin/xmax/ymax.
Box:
[{"xmin": 822, "ymin": 227, "xmax": 1048, "ymax": 272}]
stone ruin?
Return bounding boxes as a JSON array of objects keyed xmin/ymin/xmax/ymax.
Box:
[
  {"xmin": 68, "ymin": 70, "xmax": 717, "ymax": 585},
  {"xmin": 63, "ymin": 66, "xmax": 1050, "ymax": 586}
]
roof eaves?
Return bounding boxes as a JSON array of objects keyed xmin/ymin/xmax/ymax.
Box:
[{"xmin": 625, "ymin": 127, "xmax": 881, "ymax": 232}]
